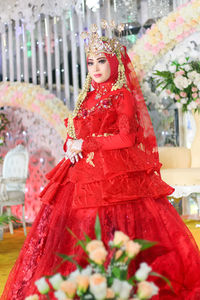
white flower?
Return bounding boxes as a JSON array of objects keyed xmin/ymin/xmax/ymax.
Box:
[
  {"xmin": 111, "ymin": 278, "xmax": 122, "ymax": 295},
  {"xmin": 54, "ymin": 290, "xmax": 68, "ymax": 300},
  {"xmin": 81, "ymin": 266, "xmax": 92, "ymax": 276},
  {"xmin": 35, "ymin": 277, "xmax": 50, "ymax": 294},
  {"xmin": 182, "ymin": 64, "xmax": 191, "ymax": 72},
  {"xmin": 119, "ymin": 281, "xmax": 132, "ymax": 299},
  {"xmin": 174, "ymin": 76, "xmax": 190, "ymax": 90},
  {"xmin": 89, "ymin": 274, "xmax": 107, "ymax": 300},
  {"xmin": 168, "ymin": 65, "xmax": 176, "ymax": 73},
  {"xmin": 49, "ymin": 273, "xmax": 63, "ymax": 290},
  {"xmin": 135, "ymin": 263, "xmax": 152, "ymax": 281},
  {"xmin": 68, "ymin": 269, "xmax": 80, "ymax": 281},
  {"xmin": 178, "ymin": 56, "xmax": 187, "ymax": 65},
  {"xmin": 180, "ymin": 98, "xmax": 187, "ymax": 104},
  {"xmin": 25, "ymin": 295, "xmax": 39, "ymax": 300}
]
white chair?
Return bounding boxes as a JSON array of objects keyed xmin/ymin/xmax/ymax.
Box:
[{"xmin": 0, "ymin": 144, "xmax": 29, "ymax": 236}]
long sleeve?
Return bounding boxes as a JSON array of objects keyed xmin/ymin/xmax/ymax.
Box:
[{"xmin": 82, "ymin": 90, "xmax": 137, "ymax": 152}]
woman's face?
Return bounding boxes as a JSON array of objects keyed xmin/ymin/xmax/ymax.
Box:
[{"xmin": 87, "ymin": 53, "xmax": 111, "ymax": 83}]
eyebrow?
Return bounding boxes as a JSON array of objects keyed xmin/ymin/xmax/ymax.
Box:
[{"xmin": 88, "ymin": 57, "xmax": 107, "ymax": 61}]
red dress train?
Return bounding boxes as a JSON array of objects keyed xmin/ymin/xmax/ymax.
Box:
[{"xmin": 1, "ymin": 87, "xmax": 200, "ymax": 300}]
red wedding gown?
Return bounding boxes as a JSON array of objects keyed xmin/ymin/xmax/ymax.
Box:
[{"xmin": 1, "ymin": 86, "xmax": 200, "ymax": 300}]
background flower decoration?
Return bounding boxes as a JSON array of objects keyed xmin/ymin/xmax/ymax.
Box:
[
  {"xmin": 0, "ymin": 82, "xmax": 69, "ymax": 141},
  {"xmin": 152, "ymin": 56, "xmax": 200, "ymax": 113},
  {"xmin": 129, "ymin": 0, "xmax": 200, "ymax": 80},
  {"xmin": 0, "ymin": 112, "xmax": 9, "ymax": 161}
]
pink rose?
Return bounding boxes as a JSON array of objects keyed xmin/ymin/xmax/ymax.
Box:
[
  {"xmin": 180, "ymin": 92, "xmax": 187, "ymax": 97},
  {"xmin": 192, "ymin": 93, "xmax": 198, "ymax": 99},
  {"xmin": 86, "ymin": 240, "xmax": 104, "ymax": 253},
  {"xmin": 137, "ymin": 281, "xmax": 159, "ymax": 299},
  {"xmin": 60, "ymin": 280, "xmax": 77, "ymax": 298},
  {"xmin": 113, "ymin": 231, "xmax": 129, "ymax": 246},
  {"xmin": 115, "ymin": 249, "xmax": 123, "ymax": 260},
  {"xmin": 125, "ymin": 241, "xmax": 141, "ymax": 258},
  {"xmin": 106, "ymin": 288, "xmax": 115, "ymax": 299},
  {"xmin": 76, "ymin": 275, "xmax": 89, "ymax": 293},
  {"xmin": 174, "ymin": 94, "xmax": 180, "ymax": 100},
  {"xmin": 192, "ymin": 87, "xmax": 198, "ymax": 92},
  {"xmin": 196, "ymin": 98, "xmax": 200, "ymax": 104},
  {"xmin": 89, "ymin": 246, "xmax": 108, "ymax": 265}
]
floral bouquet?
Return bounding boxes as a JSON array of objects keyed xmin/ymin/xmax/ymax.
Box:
[
  {"xmin": 26, "ymin": 216, "xmax": 170, "ymax": 300},
  {"xmin": 153, "ymin": 56, "xmax": 200, "ymax": 112}
]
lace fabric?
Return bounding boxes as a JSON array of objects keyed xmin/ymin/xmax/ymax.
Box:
[{"xmin": 2, "ymin": 46, "xmax": 200, "ymax": 300}]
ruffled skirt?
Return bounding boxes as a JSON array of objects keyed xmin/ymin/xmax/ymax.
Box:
[{"xmin": 1, "ymin": 180, "xmax": 200, "ymax": 300}]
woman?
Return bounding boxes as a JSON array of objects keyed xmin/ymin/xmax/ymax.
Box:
[{"xmin": 1, "ymin": 28, "xmax": 200, "ymax": 300}]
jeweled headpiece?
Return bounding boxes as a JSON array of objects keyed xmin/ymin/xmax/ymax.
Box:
[{"xmin": 81, "ymin": 20, "xmax": 125, "ymax": 56}]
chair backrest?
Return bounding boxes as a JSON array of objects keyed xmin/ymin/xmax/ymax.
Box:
[{"xmin": 2, "ymin": 144, "xmax": 29, "ymax": 192}]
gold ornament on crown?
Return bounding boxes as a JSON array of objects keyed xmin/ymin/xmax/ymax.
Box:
[{"xmin": 66, "ymin": 20, "xmax": 128, "ymax": 139}]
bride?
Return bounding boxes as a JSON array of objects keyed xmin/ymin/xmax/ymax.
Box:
[{"xmin": 1, "ymin": 23, "xmax": 200, "ymax": 300}]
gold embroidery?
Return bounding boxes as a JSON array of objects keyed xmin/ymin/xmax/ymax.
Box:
[
  {"xmin": 86, "ymin": 152, "xmax": 95, "ymax": 167},
  {"xmin": 91, "ymin": 133, "xmax": 114, "ymax": 137}
]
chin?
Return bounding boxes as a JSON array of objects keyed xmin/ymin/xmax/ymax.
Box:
[{"xmin": 93, "ymin": 77, "xmax": 107, "ymax": 84}]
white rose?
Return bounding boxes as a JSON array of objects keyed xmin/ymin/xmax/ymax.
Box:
[
  {"xmin": 81, "ymin": 266, "xmax": 92, "ymax": 276},
  {"xmin": 35, "ymin": 277, "xmax": 50, "ymax": 294},
  {"xmin": 119, "ymin": 281, "xmax": 133, "ymax": 299},
  {"xmin": 181, "ymin": 98, "xmax": 187, "ymax": 104},
  {"xmin": 111, "ymin": 278, "xmax": 122, "ymax": 295},
  {"xmin": 68, "ymin": 269, "xmax": 80, "ymax": 281},
  {"xmin": 89, "ymin": 274, "xmax": 107, "ymax": 300},
  {"xmin": 168, "ymin": 65, "xmax": 176, "ymax": 73},
  {"xmin": 178, "ymin": 56, "xmax": 187, "ymax": 65},
  {"xmin": 49, "ymin": 273, "xmax": 64, "ymax": 290},
  {"xmin": 54, "ymin": 290, "xmax": 68, "ymax": 300},
  {"xmin": 135, "ymin": 263, "xmax": 152, "ymax": 281},
  {"xmin": 182, "ymin": 64, "xmax": 191, "ymax": 72}
]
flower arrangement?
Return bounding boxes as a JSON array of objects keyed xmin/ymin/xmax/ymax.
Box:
[
  {"xmin": 26, "ymin": 216, "xmax": 170, "ymax": 300},
  {"xmin": 0, "ymin": 112, "xmax": 9, "ymax": 161},
  {"xmin": 152, "ymin": 56, "xmax": 200, "ymax": 112},
  {"xmin": 128, "ymin": 0, "xmax": 200, "ymax": 80},
  {"xmin": 0, "ymin": 82, "xmax": 69, "ymax": 141}
]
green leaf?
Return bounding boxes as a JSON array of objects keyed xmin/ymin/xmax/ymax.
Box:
[
  {"xmin": 95, "ymin": 214, "xmax": 101, "ymax": 240},
  {"xmin": 150, "ymin": 271, "xmax": 173, "ymax": 290},
  {"xmin": 55, "ymin": 253, "xmax": 82, "ymax": 271},
  {"xmin": 134, "ymin": 239, "xmax": 157, "ymax": 251},
  {"xmin": 112, "ymin": 266, "xmax": 121, "ymax": 279},
  {"xmin": 83, "ymin": 232, "xmax": 92, "ymax": 243}
]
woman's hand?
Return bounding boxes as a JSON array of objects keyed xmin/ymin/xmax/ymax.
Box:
[{"xmin": 66, "ymin": 139, "xmax": 83, "ymax": 163}]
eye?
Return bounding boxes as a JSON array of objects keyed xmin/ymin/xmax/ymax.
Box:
[
  {"xmin": 98, "ymin": 59, "xmax": 107, "ymax": 64},
  {"xmin": 87, "ymin": 61, "xmax": 93, "ymax": 66}
]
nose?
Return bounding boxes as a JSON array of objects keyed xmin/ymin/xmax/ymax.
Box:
[{"xmin": 94, "ymin": 62, "xmax": 99, "ymax": 72}]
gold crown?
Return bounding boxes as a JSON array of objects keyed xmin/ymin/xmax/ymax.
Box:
[{"xmin": 81, "ymin": 20, "xmax": 125, "ymax": 56}]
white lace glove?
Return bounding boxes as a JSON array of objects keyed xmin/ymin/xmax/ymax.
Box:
[{"xmin": 66, "ymin": 139, "xmax": 83, "ymax": 163}]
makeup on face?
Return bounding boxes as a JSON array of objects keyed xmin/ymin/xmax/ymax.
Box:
[{"xmin": 87, "ymin": 54, "xmax": 111, "ymax": 83}]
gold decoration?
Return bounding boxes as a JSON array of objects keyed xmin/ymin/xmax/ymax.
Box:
[
  {"xmin": 67, "ymin": 20, "xmax": 128, "ymax": 139},
  {"xmin": 101, "ymin": 19, "xmax": 108, "ymax": 30},
  {"xmin": 86, "ymin": 152, "xmax": 95, "ymax": 167}
]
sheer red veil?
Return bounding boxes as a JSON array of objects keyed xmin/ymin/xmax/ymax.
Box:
[{"xmin": 104, "ymin": 46, "xmax": 161, "ymax": 171}]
